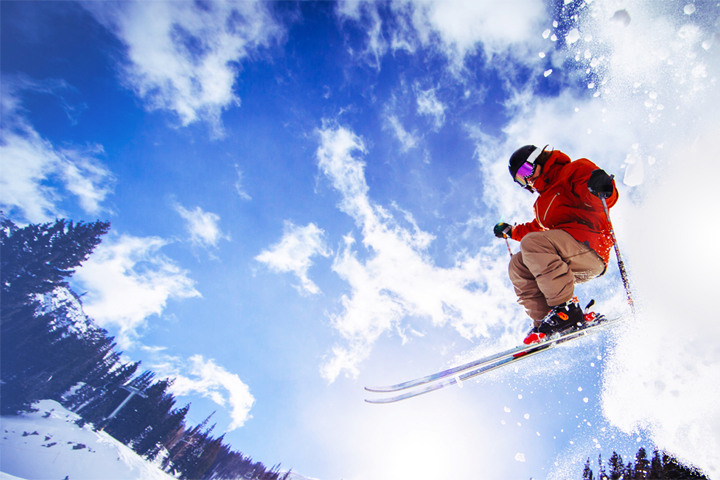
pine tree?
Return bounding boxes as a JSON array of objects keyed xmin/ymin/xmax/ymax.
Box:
[
  {"xmin": 648, "ymin": 450, "xmax": 663, "ymax": 479},
  {"xmin": 583, "ymin": 457, "xmax": 594, "ymax": 480},
  {"xmin": 634, "ymin": 447, "xmax": 650, "ymax": 479},
  {"xmin": 1, "ymin": 216, "xmax": 110, "ymax": 318},
  {"xmin": 1, "ymin": 216, "xmax": 110, "ymax": 413},
  {"xmin": 608, "ymin": 452, "xmax": 624, "ymax": 480},
  {"xmin": 598, "ymin": 454, "xmax": 608, "ymax": 480}
]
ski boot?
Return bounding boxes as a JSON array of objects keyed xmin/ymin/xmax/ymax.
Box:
[{"xmin": 522, "ymin": 298, "xmax": 603, "ymax": 346}]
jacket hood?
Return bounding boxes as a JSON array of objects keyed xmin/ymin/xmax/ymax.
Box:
[{"xmin": 534, "ymin": 150, "xmax": 571, "ymax": 193}]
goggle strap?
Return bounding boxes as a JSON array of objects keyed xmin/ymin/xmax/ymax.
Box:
[{"xmin": 526, "ymin": 146, "xmax": 544, "ymax": 165}]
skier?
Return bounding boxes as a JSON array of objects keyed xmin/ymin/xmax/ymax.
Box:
[{"xmin": 493, "ymin": 145, "xmax": 617, "ymax": 345}]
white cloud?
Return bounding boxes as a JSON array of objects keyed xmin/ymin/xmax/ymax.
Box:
[
  {"xmin": 84, "ymin": 0, "xmax": 284, "ymax": 137},
  {"xmin": 73, "ymin": 234, "xmax": 201, "ymax": 348},
  {"xmin": 385, "ymin": 115, "xmax": 420, "ymax": 152},
  {"xmin": 316, "ymin": 124, "xmax": 519, "ymax": 382},
  {"xmin": 175, "ymin": 204, "xmax": 229, "ymax": 248},
  {"xmin": 338, "ymin": 0, "xmax": 547, "ymax": 71},
  {"xmin": 167, "ymin": 355, "xmax": 255, "ymax": 431},
  {"xmin": 404, "ymin": 0, "xmax": 546, "ymax": 62},
  {"xmin": 234, "ymin": 165, "xmax": 252, "ymax": 201},
  {"xmin": 0, "ymin": 81, "xmax": 114, "ymax": 223},
  {"xmin": 255, "ymin": 221, "xmax": 331, "ymax": 295},
  {"xmin": 416, "ymin": 87, "xmax": 446, "ymax": 129},
  {"xmin": 336, "ymin": 1, "xmax": 387, "ymax": 69}
]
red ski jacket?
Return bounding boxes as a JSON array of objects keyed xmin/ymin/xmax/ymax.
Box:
[{"xmin": 511, "ymin": 150, "xmax": 619, "ymax": 265}]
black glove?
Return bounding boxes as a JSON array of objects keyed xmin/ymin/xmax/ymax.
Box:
[
  {"xmin": 493, "ymin": 222, "xmax": 512, "ymax": 239},
  {"xmin": 587, "ymin": 169, "xmax": 614, "ymax": 198}
]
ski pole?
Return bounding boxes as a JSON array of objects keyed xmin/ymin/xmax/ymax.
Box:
[
  {"xmin": 503, "ymin": 234, "xmax": 513, "ymax": 257},
  {"xmin": 600, "ymin": 196, "xmax": 635, "ymax": 316}
]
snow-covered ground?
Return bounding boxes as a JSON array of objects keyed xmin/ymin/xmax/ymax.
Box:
[
  {"xmin": 0, "ymin": 400, "xmax": 175, "ymax": 480},
  {"xmin": 0, "ymin": 400, "xmax": 321, "ymax": 480}
]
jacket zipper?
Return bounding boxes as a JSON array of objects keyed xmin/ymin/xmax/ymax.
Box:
[{"xmin": 537, "ymin": 192, "xmax": 560, "ymax": 228}]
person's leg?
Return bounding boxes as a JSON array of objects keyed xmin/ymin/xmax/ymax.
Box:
[
  {"xmin": 511, "ymin": 230, "xmax": 605, "ymax": 324},
  {"xmin": 508, "ymin": 251, "xmax": 551, "ymax": 327},
  {"xmin": 522, "ymin": 230, "xmax": 605, "ymax": 305}
]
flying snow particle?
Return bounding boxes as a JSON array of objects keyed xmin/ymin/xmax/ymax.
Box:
[
  {"xmin": 703, "ymin": 33, "xmax": 720, "ymax": 50},
  {"xmin": 611, "ymin": 9, "xmax": 631, "ymax": 27},
  {"xmin": 578, "ymin": 387, "xmax": 583, "ymax": 392},
  {"xmin": 542, "ymin": 29, "xmax": 551, "ymax": 39},
  {"xmin": 584, "ymin": 398, "xmax": 589, "ymax": 403},
  {"xmin": 544, "ymin": 69, "xmax": 553, "ymax": 77},
  {"xmin": 518, "ymin": 394, "xmax": 523, "ymax": 400},
  {"xmin": 539, "ymin": 52, "xmax": 546, "ymax": 58},
  {"xmin": 515, "ymin": 453, "xmax": 526, "ymax": 462},
  {"xmin": 588, "ymin": 83, "xmax": 595, "ymax": 89},
  {"xmin": 684, "ymin": 4, "xmax": 696, "ymax": 14},
  {"xmin": 504, "ymin": 406, "xmax": 511, "ymax": 413},
  {"xmin": 524, "ymin": 414, "xmax": 530, "ymax": 419}
]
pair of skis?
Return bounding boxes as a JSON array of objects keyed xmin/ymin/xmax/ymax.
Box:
[{"xmin": 364, "ymin": 315, "xmax": 624, "ymax": 404}]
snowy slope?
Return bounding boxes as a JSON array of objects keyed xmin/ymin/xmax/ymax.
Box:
[{"xmin": 0, "ymin": 400, "xmax": 176, "ymax": 480}]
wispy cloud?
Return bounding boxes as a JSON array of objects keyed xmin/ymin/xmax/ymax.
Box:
[
  {"xmin": 234, "ymin": 165, "xmax": 252, "ymax": 201},
  {"xmin": 416, "ymin": 87, "xmax": 446, "ymax": 130},
  {"xmin": 337, "ymin": 0, "xmax": 547, "ymax": 72},
  {"xmin": 336, "ymin": 1, "xmax": 387, "ymax": 70},
  {"xmin": 73, "ymin": 234, "xmax": 201, "ymax": 348},
  {"xmin": 175, "ymin": 204, "xmax": 229, "ymax": 249},
  {"xmin": 316, "ymin": 124, "xmax": 518, "ymax": 382},
  {"xmin": 165, "ymin": 355, "xmax": 255, "ymax": 431},
  {"xmin": 255, "ymin": 221, "xmax": 331, "ymax": 295},
  {"xmin": 385, "ymin": 115, "xmax": 420, "ymax": 153},
  {"xmin": 84, "ymin": 0, "xmax": 284, "ymax": 137},
  {"xmin": 0, "ymin": 79, "xmax": 114, "ymax": 223}
]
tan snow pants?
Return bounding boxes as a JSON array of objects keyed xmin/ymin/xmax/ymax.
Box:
[{"xmin": 509, "ymin": 229, "xmax": 605, "ymax": 326}]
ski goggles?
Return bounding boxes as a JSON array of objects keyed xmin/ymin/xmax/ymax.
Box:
[
  {"xmin": 513, "ymin": 161, "xmax": 537, "ymax": 187},
  {"xmin": 513, "ymin": 146, "xmax": 545, "ymax": 187}
]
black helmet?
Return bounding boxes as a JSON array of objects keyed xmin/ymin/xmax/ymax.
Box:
[
  {"xmin": 509, "ymin": 145, "xmax": 538, "ymax": 178},
  {"xmin": 508, "ymin": 144, "xmax": 547, "ymax": 191}
]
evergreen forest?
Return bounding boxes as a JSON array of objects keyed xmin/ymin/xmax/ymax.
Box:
[
  {"xmin": 0, "ymin": 215, "xmax": 289, "ymax": 480},
  {"xmin": 581, "ymin": 447, "xmax": 709, "ymax": 480}
]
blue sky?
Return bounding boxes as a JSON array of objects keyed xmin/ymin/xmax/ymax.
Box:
[{"xmin": 2, "ymin": 1, "xmax": 720, "ymax": 479}]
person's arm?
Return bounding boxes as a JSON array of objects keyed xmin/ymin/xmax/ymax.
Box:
[{"xmin": 510, "ymin": 219, "xmax": 543, "ymax": 241}]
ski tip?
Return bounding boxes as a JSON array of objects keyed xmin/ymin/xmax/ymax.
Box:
[{"xmin": 364, "ymin": 386, "xmax": 385, "ymax": 393}]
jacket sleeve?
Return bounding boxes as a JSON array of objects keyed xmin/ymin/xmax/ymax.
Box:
[{"xmin": 511, "ymin": 218, "xmax": 543, "ymax": 241}]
